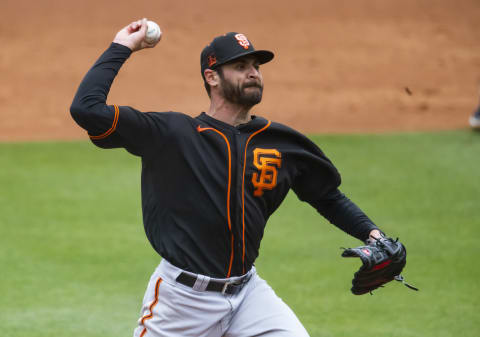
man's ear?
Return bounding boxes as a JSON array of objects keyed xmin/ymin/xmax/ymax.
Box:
[{"xmin": 204, "ymin": 69, "xmax": 219, "ymax": 87}]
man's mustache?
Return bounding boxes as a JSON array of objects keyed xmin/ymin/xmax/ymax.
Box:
[{"xmin": 243, "ymin": 82, "xmax": 262, "ymax": 89}]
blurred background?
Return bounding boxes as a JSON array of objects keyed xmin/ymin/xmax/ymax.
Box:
[
  {"xmin": 1, "ymin": 1, "xmax": 480, "ymax": 336},
  {"xmin": 1, "ymin": 0, "xmax": 480, "ymax": 141}
]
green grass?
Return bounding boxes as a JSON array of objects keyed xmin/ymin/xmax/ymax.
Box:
[{"xmin": 1, "ymin": 130, "xmax": 479, "ymax": 336}]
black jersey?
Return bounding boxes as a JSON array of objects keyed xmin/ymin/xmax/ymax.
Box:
[{"xmin": 71, "ymin": 43, "xmax": 378, "ymax": 278}]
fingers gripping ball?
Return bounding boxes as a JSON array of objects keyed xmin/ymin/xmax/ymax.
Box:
[
  {"xmin": 145, "ymin": 20, "xmax": 162, "ymax": 44},
  {"xmin": 341, "ymin": 237, "xmax": 418, "ymax": 295}
]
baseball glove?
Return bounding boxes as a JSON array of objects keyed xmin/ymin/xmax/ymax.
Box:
[{"xmin": 341, "ymin": 236, "xmax": 418, "ymax": 295}]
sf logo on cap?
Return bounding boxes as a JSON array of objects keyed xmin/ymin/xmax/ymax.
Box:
[
  {"xmin": 208, "ymin": 54, "xmax": 217, "ymax": 67},
  {"xmin": 235, "ymin": 34, "xmax": 250, "ymax": 50}
]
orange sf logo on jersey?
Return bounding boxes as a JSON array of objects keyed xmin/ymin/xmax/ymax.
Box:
[{"xmin": 251, "ymin": 148, "xmax": 282, "ymax": 197}]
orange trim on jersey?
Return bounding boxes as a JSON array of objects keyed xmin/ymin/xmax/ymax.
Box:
[
  {"xmin": 89, "ymin": 104, "xmax": 119, "ymax": 140},
  {"xmin": 197, "ymin": 126, "xmax": 234, "ymax": 277},
  {"xmin": 139, "ymin": 277, "xmax": 163, "ymax": 337},
  {"xmin": 241, "ymin": 121, "xmax": 271, "ymax": 273}
]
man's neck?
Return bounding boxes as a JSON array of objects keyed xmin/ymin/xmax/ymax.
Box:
[{"xmin": 207, "ymin": 99, "xmax": 252, "ymax": 127}]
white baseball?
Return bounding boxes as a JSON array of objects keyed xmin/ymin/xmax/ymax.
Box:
[{"xmin": 145, "ymin": 20, "xmax": 162, "ymax": 44}]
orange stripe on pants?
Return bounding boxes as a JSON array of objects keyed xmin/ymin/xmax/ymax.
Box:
[{"xmin": 139, "ymin": 277, "xmax": 163, "ymax": 337}]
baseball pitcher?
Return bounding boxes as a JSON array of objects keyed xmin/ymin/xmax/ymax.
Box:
[{"xmin": 70, "ymin": 18, "xmax": 413, "ymax": 337}]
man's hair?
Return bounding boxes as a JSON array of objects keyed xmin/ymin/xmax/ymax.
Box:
[{"xmin": 203, "ymin": 67, "xmax": 224, "ymax": 98}]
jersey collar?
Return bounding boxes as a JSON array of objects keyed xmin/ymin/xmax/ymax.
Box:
[{"xmin": 197, "ymin": 112, "xmax": 268, "ymax": 132}]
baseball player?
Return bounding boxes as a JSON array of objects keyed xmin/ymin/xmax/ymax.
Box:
[{"xmin": 71, "ymin": 19, "xmax": 386, "ymax": 336}]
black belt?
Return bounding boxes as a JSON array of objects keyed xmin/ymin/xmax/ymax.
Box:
[{"xmin": 175, "ymin": 272, "xmax": 251, "ymax": 295}]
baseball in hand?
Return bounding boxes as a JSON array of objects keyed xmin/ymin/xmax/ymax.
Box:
[{"xmin": 145, "ymin": 20, "xmax": 162, "ymax": 44}]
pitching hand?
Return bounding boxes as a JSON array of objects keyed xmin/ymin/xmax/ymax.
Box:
[{"xmin": 113, "ymin": 18, "xmax": 159, "ymax": 52}]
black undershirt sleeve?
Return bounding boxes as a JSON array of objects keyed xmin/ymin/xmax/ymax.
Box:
[{"xmin": 311, "ymin": 188, "xmax": 379, "ymax": 242}]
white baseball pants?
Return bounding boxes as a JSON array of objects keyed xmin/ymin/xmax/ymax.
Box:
[{"xmin": 133, "ymin": 259, "xmax": 310, "ymax": 337}]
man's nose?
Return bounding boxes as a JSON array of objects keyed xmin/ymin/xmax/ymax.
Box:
[{"xmin": 247, "ymin": 66, "xmax": 260, "ymax": 79}]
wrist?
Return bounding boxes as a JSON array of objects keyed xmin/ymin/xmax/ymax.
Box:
[
  {"xmin": 366, "ymin": 229, "xmax": 385, "ymax": 244},
  {"xmin": 369, "ymin": 229, "xmax": 384, "ymax": 239},
  {"xmin": 110, "ymin": 42, "xmax": 134, "ymax": 56},
  {"xmin": 112, "ymin": 39, "xmax": 135, "ymax": 51}
]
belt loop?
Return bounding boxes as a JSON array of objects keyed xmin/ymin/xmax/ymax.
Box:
[
  {"xmin": 193, "ymin": 274, "xmax": 204, "ymax": 291},
  {"xmin": 221, "ymin": 281, "xmax": 233, "ymax": 295},
  {"xmin": 200, "ymin": 276, "xmax": 210, "ymax": 291},
  {"xmin": 193, "ymin": 275, "xmax": 209, "ymax": 291}
]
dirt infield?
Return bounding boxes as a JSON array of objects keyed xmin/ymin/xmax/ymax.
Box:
[{"xmin": 1, "ymin": 0, "xmax": 479, "ymax": 141}]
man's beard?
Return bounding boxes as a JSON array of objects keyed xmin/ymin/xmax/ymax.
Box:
[{"xmin": 219, "ymin": 76, "xmax": 263, "ymax": 108}]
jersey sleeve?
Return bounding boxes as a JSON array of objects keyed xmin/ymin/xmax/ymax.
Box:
[
  {"xmin": 289, "ymin": 135, "xmax": 342, "ymax": 202},
  {"xmin": 70, "ymin": 43, "xmax": 170, "ymax": 156},
  {"xmin": 289, "ymin": 134, "xmax": 379, "ymax": 241},
  {"xmin": 90, "ymin": 105, "xmax": 175, "ymax": 156}
]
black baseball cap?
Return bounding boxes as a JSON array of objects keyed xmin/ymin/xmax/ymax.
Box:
[{"xmin": 200, "ymin": 32, "xmax": 274, "ymax": 78}]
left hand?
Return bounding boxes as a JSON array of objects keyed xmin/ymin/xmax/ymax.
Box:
[
  {"xmin": 341, "ymin": 235, "xmax": 409, "ymax": 295},
  {"xmin": 367, "ymin": 229, "xmax": 383, "ymax": 241}
]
